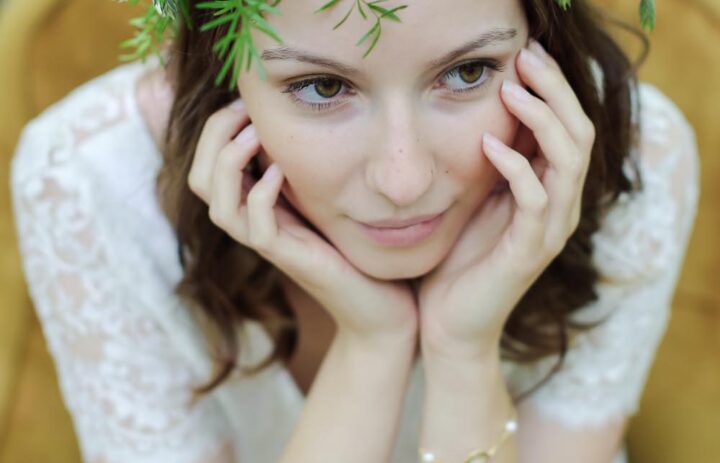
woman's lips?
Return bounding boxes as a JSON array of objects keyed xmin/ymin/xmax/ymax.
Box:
[{"xmin": 356, "ymin": 210, "xmax": 447, "ymax": 247}]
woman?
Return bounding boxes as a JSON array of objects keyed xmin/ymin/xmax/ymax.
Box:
[{"xmin": 9, "ymin": 0, "xmax": 700, "ymax": 462}]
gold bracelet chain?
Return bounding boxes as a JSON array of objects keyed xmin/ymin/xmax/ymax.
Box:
[{"xmin": 418, "ymin": 409, "xmax": 518, "ymax": 463}]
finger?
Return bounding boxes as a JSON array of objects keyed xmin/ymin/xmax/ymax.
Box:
[
  {"xmin": 537, "ymin": 156, "xmax": 580, "ymax": 248},
  {"xmin": 188, "ymin": 99, "xmax": 249, "ymax": 202},
  {"xmin": 501, "ymin": 79, "xmax": 580, "ymax": 181},
  {"xmin": 519, "ymin": 40, "xmax": 596, "ymax": 155},
  {"xmin": 483, "ymin": 133, "xmax": 548, "ymax": 256},
  {"xmin": 208, "ymin": 126, "xmax": 261, "ymax": 244},
  {"xmin": 246, "ymin": 162, "xmax": 285, "ymax": 254},
  {"xmin": 501, "ymin": 80, "xmax": 584, "ymax": 236}
]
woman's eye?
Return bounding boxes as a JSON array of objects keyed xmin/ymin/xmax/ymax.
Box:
[
  {"xmin": 281, "ymin": 58, "xmax": 505, "ymax": 112},
  {"xmin": 281, "ymin": 77, "xmax": 353, "ymax": 112},
  {"xmin": 440, "ymin": 59, "xmax": 505, "ymax": 94}
]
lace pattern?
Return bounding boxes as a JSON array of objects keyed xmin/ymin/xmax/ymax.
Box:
[{"xmin": 11, "ymin": 63, "xmax": 233, "ymax": 463}]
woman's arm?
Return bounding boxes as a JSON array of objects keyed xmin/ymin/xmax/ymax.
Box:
[
  {"xmin": 418, "ymin": 78, "xmax": 702, "ymax": 463},
  {"xmin": 420, "ymin": 347, "xmax": 519, "ymax": 463},
  {"xmin": 278, "ymin": 330, "xmax": 417, "ymax": 463}
]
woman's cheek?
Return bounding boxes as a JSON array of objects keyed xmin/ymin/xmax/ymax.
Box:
[
  {"xmin": 438, "ymin": 101, "xmax": 519, "ymax": 181},
  {"xmin": 255, "ymin": 128, "xmax": 348, "ymax": 205}
]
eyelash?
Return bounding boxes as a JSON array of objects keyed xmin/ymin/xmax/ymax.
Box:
[{"xmin": 281, "ymin": 58, "xmax": 506, "ymax": 112}]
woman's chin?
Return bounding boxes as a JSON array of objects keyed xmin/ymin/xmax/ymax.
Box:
[{"xmin": 342, "ymin": 245, "xmax": 447, "ymax": 281}]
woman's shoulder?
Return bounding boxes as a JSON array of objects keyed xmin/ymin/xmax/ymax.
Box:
[
  {"xmin": 10, "ymin": 58, "xmax": 181, "ymax": 288},
  {"xmin": 592, "ymin": 81, "xmax": 700, "ymax": 285},
  {"xmin": 10, "ymin": 58, "xmax": 160, "ymax": 188}
]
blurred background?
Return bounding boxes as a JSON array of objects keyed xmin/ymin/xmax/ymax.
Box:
[{"xmin": 0, "ymin": 0, "xmax": 718, "ymax": 462}]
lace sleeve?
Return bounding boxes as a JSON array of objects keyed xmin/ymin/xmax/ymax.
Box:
[
  {"xmin": 514, "ymin": 82, "xmax": 701, "ymax": 428},
  {"xmin": 10, "ymin": 118, "xmax": 236, "ymax": 463}
]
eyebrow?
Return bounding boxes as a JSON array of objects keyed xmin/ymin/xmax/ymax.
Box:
[{"xmin": 261, "ymin": 27, "xmax": 517, "ymax": 77}]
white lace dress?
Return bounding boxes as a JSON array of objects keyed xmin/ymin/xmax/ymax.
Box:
[{"xmin": 10, "ymin": 57, "xmax": 700, "ymax": 463}]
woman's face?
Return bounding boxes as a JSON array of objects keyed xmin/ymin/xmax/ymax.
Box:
[{"xmin": 237, "ymin": 0, "xmax": 529, "ymax": 280}]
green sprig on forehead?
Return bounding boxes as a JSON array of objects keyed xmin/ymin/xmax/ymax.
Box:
[
  {"xmin": 195, "ymin": 0, "xmax": 285, "ymax": 89},
  {"xmin": 117, "ymin": 0, "xmax": 656, "ymax": 91},
  {"xmin": 315, "ymin": 0, "xmax": 408, "ymax": 59}
]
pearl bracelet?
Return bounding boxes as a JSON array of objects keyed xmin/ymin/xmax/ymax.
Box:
[{"xmin": 418, "ymin": 409, "xmax": 518, "ymax": 463}]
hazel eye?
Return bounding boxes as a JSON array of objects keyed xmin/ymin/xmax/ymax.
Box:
[
  {"xmin": 441, "ymin": 59, "xmax": 505, "ymax": 94},
  {"xmin": 281, "ymin": 77, "xmax": 352, "ymax": 111},
  {"xmin": 456, "ymin": 63, "xmax": 486, "ymax": 83},
  {"xmin": 313, "ymin": 78, "xmax": 343, "ymax": 98}
]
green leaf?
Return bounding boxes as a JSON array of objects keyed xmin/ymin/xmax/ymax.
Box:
[
  {"xmin": 315, "ymin": 0, "xmax": 342, "ymax": 13},
  {"xmin": 332, "ymin": 4, "xmax": 356, "ymax": 30},
  {"xmin": 639, "ymin": 0, "xmax": 656, "ymax": 32},
  {"xmin": 356, "ymin": 20, "xmax": 379, "ymax": 47},
  {"xmin": 247, "ymin": 13, "xmax": 284, "ymax": 44},
  {"xmin": 199, "ymin": 13, "xmax": 235, "ymax": 32}
]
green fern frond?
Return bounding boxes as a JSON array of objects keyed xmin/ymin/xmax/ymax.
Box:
[{"xmin": 118, "ymin": 0, "xmax": 656, "ymax": 91}]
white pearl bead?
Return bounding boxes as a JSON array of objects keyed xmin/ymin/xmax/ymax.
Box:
[{"xmin": 506, "ymin": 419, "xmax": 518, "ymax": 432}]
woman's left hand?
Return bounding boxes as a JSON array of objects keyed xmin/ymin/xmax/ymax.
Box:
[{"xmin": 417, "ymin": 39, "xmax": 596, "ymax": 359}]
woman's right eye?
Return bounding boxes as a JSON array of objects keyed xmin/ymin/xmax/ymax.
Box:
[{"xmin": 281, "ymin": 77, "xmax": 355, "ymax": 112}]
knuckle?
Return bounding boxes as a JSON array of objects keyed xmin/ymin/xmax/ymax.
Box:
[
  {"xmin": 187, "ymin": 172, "xmax": 199, "ymax": 194},
  {"xmin": 581, "ymin": 118, "xmax": 596, "ymax": 144},
  {"xmin": 547, "ymin": 236, "xmax": 567, "ymax": 256},
  {"xmin": 537, "ymin": 106, "xmax": 557, "ymax": 132},
  {"xmin": 207, "ymin": 205, "xmax": 225, "ymax": 227},
  {"xmin": 531, "ymin": 189, "xmax": 549, "ymax": 212},
  {"xmin": 509, "ymin": 153, "xmax": 532, "ymax": 176},
  {"xmin": 187, "ymin": 174, "xmax": 206, "ymax": 201},
  {"xmin": 566, "ymin": 156, "xmax": 584, "ymax": 178},
  {"xmin": 245, "ymin": 182, "xmax": 264, "ymax": 207},
  {"xmin": 216, "ymin": 145, "xmax": 236, "ymax": 169},
  {"xmin": 247, "ymin": 231, "xmax": 270, "ymax": 253},
  {"xmin": 205, "ymin": 108, "xmax": 230, "ymax": 127},
  {"xmin": 202, "ymin": 112, "xmax": 222, "ymax": 135}
]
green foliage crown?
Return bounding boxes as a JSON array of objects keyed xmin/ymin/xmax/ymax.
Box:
[{"xmin": 116, "ymin": 0, "xmax": 656, "ymax": 91}]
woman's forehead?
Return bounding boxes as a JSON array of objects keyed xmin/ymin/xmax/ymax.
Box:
[{"xmin": 250, "ymin": 0, "xmax": 528, "ymax": 54}]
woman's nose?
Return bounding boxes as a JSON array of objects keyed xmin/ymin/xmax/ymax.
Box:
[{"xmin": 366, "ymin": 112, "xmax": 435, "ymax": 208}]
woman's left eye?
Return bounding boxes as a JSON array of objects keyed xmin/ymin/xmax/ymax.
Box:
[
  {"xmin": 441, "ymin": 59, "xmax": 505, "ymax": 94},
  {"xmin": 281, "ymin": 58, "xmax": 506, "ymax": 112}
]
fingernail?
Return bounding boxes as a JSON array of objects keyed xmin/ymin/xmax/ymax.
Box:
[
  {"xmin": 502, "ymin": 80, "xmax": 530, "ymax": 102},
  {"xmin": 234, "ymin": 124, "xmax": 256, "ymax": 144},
  {"xmin": 521, "ymin": 48, "xmax": 545, "ymax": 69},
  {"xmin": 230, "ymin": 98, "xmax": 245, "ymax": 111}
]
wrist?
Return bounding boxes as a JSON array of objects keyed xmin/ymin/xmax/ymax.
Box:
[
  {"xmin": 420, "ymin": 323, "xmax": 501, "ymax": 362},
  {"xmin": 337, "ymin": 325, "xmax": 418, "ymax": 356},
  {"xmin": 420, "ymin": 343, "xmax": 516, "ymax": 462},
  {"xmin": 422, "ymin": 345, "xmax": 503, "ymax": 390}
]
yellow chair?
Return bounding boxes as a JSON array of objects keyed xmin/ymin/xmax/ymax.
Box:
[{"xmin": 0, "ymin": 1, "xmax": 718, "ymax": 461}]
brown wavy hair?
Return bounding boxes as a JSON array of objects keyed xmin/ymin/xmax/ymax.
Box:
[{"xmin": 153, "ymin": 0, "xmax": 649, "ymax": 402}]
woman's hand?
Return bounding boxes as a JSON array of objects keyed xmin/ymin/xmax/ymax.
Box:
[
  {"xmin": 188, "ymin": 101, "xmax": 418, "ymax": 343},
  {"xmin": 417, "ymin": 39, "xmax": 596, "ymax": 359}
]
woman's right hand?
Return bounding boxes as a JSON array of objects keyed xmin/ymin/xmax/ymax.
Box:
[{"xmin": 188, "ymin": 99, "xmax": 419, "ymax": 344}]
